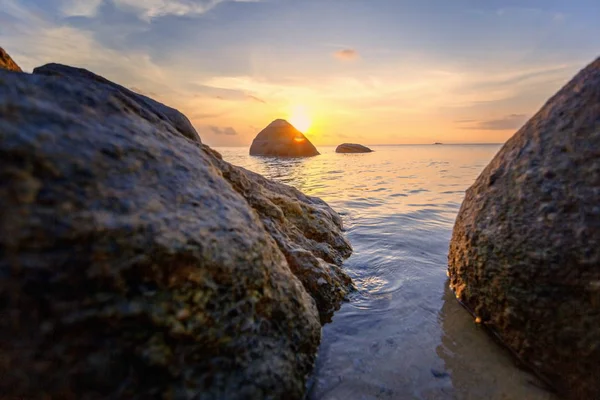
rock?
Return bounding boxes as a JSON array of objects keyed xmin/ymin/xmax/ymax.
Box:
[
  {"xmin": 448, "ymin": 57, "xmax": 600, "ymax": 400},
  {"xmin": 0, "ymin": 47, "xmax": 23, "ymax": 72},
  {"xmin": 335, "ymin": 143, "xmax": 373, "ymax": 153},
  {"xmin": 0, "ymin": 64, "xmax": 352, "ymax": 399},
  {"xmin": 250, "ymin": 119, "xmax": 320, "ymax": 157},
  {"xmin": 34, "ymin": 63, "xmax": 201, "ymax": 144}
]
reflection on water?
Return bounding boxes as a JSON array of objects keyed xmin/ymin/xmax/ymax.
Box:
[
  {"xmin": 254, "ymin": 156, "xmax": 309, "ymax": 188},
  {"xmin": 216, "ymin": 145, "xmax": 556, "ymax": 400}
]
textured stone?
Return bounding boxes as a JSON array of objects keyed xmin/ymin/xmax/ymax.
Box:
[
  {"xmin": 448, "ymin": 57, "xmax": 600, "ymax": 400},
  {"xmin": 336, "ymin": 143, "xmax": 373, "ymax": 153},
  {"xmin": 0, "ymin": 46, "xmax": 23, "ymax": 72},
  {"xmin": 0, "ymin": 64, "xmax": 352, "ymax": 399},
  {"xmin": 250, "ymin": 119, "xmax": 320, "ymax": 157},
  {"xmin": 34, "ymin": 63, "xmax": 201, "ymax": 144}
]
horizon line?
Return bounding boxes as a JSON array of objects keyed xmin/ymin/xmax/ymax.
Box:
[{"xmin": 208, "ymin": 142, "xmax": 506, "ymax": 147}]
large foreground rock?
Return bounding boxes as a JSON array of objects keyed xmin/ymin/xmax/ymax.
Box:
[
  {"xmin": 336, "ymin": 143, "xmax": 373, "ymax": 153},
  {"xmin": 448, "ymin": 57, "xmax": 600, "ymax": 399},
  {"xmin": 250, "ymin": 119, "xmax": 320, "ymax": 157},
  {"xmin": 0, "ymin": 63, "xmax": 352, "ymax": 398},
  {"xmin": 0, "ymin": 47, "xmax": 22, "ymax": 72}
]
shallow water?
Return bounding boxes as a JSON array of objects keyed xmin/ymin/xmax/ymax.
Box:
[{"xmin": 216, "ymin": 145, "xmax": 556, "ymax": 400}]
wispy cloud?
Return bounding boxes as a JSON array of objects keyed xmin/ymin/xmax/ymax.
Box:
[
  {"xmin": 61, "ymin": 0, "xmax": 103, "ymax": 17},
  {"xmin": 129, "ymin": 86, "xmax": 158, "ymax": 97},
  {"xmin": 3, "ymin": 0, "xmax": 597, "ymax": 147},
  {"xmin": 109, "ymin": 0, "xmax": 259, "ymax": 20},
  {"xmin": 333, "ymin": 48, "xmax": 359, "ymax": 61},
  {"xmin": 247, "ymin": 94, "xmax": 266, "ymax": 103},
  {"xmin": 57, "ymin": 0, "xmax": 262, "ymax": 20},
  {"xmin": 209, "ymin": 126, "xmax": 238, "ymax": 135},
  {"xmin": 553, "ymin": 12, "xmax": 566, "ymax": 22},
  {"xmin": 457, "ymin": 114, "xmax": 529, "ymax": 131}
]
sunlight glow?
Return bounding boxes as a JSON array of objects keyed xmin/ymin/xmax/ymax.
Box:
[{"xmin": 288, "ymin": 105, "xmax": 312, "ymax": 132}]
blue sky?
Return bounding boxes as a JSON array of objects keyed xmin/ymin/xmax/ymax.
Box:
[{"xmin": 1, "ymin": 0, "xmax": 599, "ymax": 145}]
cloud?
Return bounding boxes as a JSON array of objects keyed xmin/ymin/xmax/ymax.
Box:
[
  {"xmin": 208, "ymin": 126, "xmax": 238, "ymax": 135},
  {"xmin": 57, "ymin": 0, "xmax": 263, "ymax": 20},
  {"xmin": 553, "ymin": 13, "xmax": 566, "ymax": 22},
  {"xmin": 190, "ymin": 83, "xmax": 250, "ymax": 101},
  {"xmin": 457, "ymin": 114, "xmax": 529, "ymax": 131},
  {"xmin": 247, "ymin": 95, "xmax": 266, "ymax": 103},
  {"xmin": 107, "ymin": 0, "xmax": 259, "ymax": 21},
  {"xmin": 129, "ymin": 86, "xmax": 158, "ymax": 97},
  {"xmin": 61, "ymin": 0, "xmax": 104, "ymax": 17},
  {"xmin": 333, "ymin": 48, "xmax": 359, "ymax": 61},
  {"xmin": 189, "ymin": 111, "xmax": 228, "ymax": 119}
]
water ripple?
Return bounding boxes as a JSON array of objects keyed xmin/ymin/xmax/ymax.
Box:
[{"xmin": 217, "ymin": 144, "xmax": 555, "ymax": 400}]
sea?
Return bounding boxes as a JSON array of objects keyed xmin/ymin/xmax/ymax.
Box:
[{"xmin": 215, "ymin": 144, "xmax": 556, "ymax": 400}]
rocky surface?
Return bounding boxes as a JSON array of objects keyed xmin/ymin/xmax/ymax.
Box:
[
  {"xmin": 448, "ymin": 57, "xmax": 600, "ymax": 400},
  {"xmin": 336, "ymin": 143, "xmax": 373, "ymax": 153},
  {"xmin": 0, "ymin": 46, "xmax": 23, "ymax": 72},
  {"xmin": 250, "ymin": 119, "xmax": 320, "ymax": 157},
  {"xmin": 0, "ymin": 61, "xmax": 352, "ymax": 398},
  {"xmin": 34, "ymin": 63, "xmax": 201, "ymax": 144}
]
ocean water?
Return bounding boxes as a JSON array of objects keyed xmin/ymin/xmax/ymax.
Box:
[{"xmin": 216, "ymin": 144, "xmax": 556, "ymax": 400}]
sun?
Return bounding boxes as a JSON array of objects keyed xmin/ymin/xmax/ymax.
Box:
[{"xmin": 288, "ymin": 105, "xmax": 312, "ymax": 132}]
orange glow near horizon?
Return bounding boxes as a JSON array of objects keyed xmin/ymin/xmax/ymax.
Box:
[{"xmin": 288, "ymin": 105, "xmax": 312, "ymax": 133}]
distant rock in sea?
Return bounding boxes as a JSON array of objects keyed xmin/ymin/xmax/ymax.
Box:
[
  {"xmin": 0, "ymin": 47, "xmax": 22, "ymax": 72},
  {"xmin": 448, "ymin": 56, "xmax": 600, "ymax": 400},
  {"xmin": 0, "ymin": 50, "xmax": 352, "ymax": 399},
  {"xmin": 250, "ymin": 119, "xmax": 320, "ymax": 157},
  {"xmin": 336, "ymin": 143, "xmax": 373, "ymax": 153}
]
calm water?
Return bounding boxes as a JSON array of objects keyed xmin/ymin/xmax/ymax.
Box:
[{"xmin": 216, "ymin": 145, "xmax": 555, "ymax": 400}]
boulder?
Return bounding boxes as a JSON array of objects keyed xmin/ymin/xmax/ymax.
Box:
[
  {"xmin": 34, "ymin": 63, "xmax": 201, "ymax": 144},
  {"xmin": 0, "ymin": 46, "xmax": 23, "ymax": 72},
  {"xmin": 250, "ymin": 119, "xmax": 320, "ymax": 157},
  {"xmin": 448, "ymin": 57, "xmax": 600, "ymax": 400},
  {"xmin": 0, "ymin": 62, "xmax": 352, "ymax": 398},
  {"xmin": 336, "ymin": 143, "xmax": 373, "ymax": 153}
]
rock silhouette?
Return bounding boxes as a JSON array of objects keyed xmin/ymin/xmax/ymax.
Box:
[
  {"xmin": 336, "ymin": 143, "xmax": 373, "ymax": 153},
  {"xmin": 250, "ymin": 119, "xmax": 320, "ymax": 157}
]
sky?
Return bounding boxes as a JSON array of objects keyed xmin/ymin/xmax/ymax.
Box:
[{"xmin": 1, "ymin": 0, "xmax": 599, "ymax": 146}]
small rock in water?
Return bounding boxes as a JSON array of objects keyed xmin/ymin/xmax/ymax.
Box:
[{"xmin": 336, "ymin": 143, "xmax": 373, "ymax": 153}]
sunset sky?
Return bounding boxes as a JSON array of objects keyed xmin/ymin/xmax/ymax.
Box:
[{"xmin": 1, "ymin": 0, "xmax": 599, "ymax": 146}]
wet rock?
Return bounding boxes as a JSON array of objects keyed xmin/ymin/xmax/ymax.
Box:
[
  {"xmin": 0, "ymin": 47, "xmax": 22, "ymax": 72},
  {"xmin": 448, "ymin": 57, "xmax": 600, "ymax": 400},
  {"xmin": 336, "ymin": 143, "xmax": 373, "ymax": 153},
  {"xmin": 0, "ymin": 64, "xmax": 352, "ymax": 399},
  {"xmin": 250, "ymin": 119, "xmax": 320, "ymax": 157}
]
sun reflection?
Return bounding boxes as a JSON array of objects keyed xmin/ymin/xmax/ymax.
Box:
[
  {"xmin": 294, "ymin": 137, "xmax": 306, "ymax": 143},
  {"xmin": 288, "ymin": 105, "xmax": 312, "ymax": 132}
]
